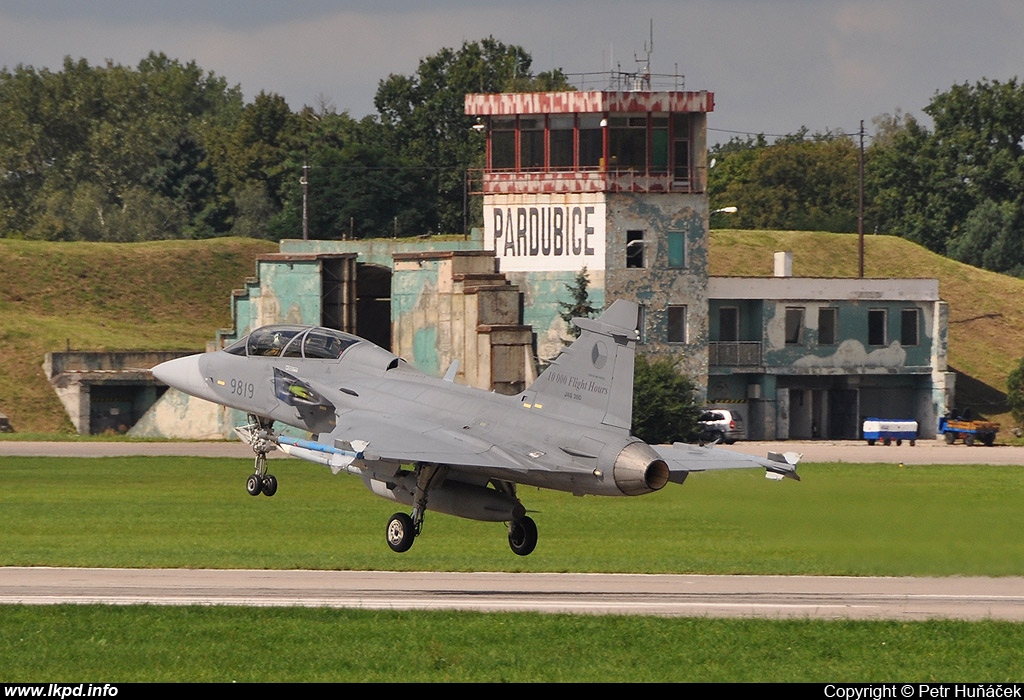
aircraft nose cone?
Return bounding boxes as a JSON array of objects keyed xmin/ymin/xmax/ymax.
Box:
[{"xmin": 152, "ymin": 355, "xmax": 207, "ymax": 395}]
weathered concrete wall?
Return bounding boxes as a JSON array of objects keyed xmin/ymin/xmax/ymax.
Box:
[
  {"xmin": 129, "ymin": 389, "xmax": 232, "ymax": 439},
  {"xmin": 604, "ymin": 192, "xmax": 710, "ymax": 388},
  {"xmin": 391, "ymin": 251, "xmax": 532, "ymax": 393},
  {"xmin": 44, "ymin": 351, "xmax": 194, "ymax": 435},
  {"xmin": 279, "ymin": 235, "xmax": 484, "ymax": 267},
  {"xmin": 706, "ymin": 276, "xmax": 948, "ymax": 439}
]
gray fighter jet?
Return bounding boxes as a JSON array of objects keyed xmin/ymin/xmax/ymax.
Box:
[{"xmin": 152, "ymin": 299, "xmax": 798, "ymax": 556}]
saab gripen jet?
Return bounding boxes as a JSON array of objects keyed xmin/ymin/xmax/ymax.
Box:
[{"xmin": 152, "ymin": 300, "xmax": 799, "ymax": 556}]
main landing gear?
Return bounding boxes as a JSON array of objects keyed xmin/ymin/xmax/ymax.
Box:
[
  {"xmin": 508, "ymin": 515, "xmax": 538, "ymax": 556},
  {"xmin": 385, "ymin": 511, "xmax": 539, "ymax": 556},
  {"xmin": 241, "ymin": 415, "xmax": 278, "ymax": 498},
  {"xmin": 384, "ymin": 468, "xmax": 539, "ymax": 556}
]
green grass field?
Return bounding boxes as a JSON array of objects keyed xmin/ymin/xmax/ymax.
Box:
[
  {"xmin": 3, "ymin": 606, "xmax": 1022, "ymax": 682},
  {"xmin": 4, "ymin": 456, "xmax": 1024, "ymax": 574},
  {"xmin": 3, "ymin": 455, "xmax": 1024, "ymax": 681}
]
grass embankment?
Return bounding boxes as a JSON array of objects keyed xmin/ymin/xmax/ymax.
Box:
[
  {"xmin": 0, "ymin": 237, "xmax": 276, "ymax": 432},
  {"xmin": 711, "ymin": 229, "xmax": 1024, "ymax": 428},
  {"xmin": 1, "ymin": 231, "xmax": 1021, "ymax": 433}
]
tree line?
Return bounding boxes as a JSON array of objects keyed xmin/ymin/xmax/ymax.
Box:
[
  {"xmin": 2, "ymin": 41, "xmax": 1022, "ymax": 280},
  {"xmin": 709, "ymin": 77, "xmax": 1024, "ymax": 277},
  {"xmin": 0, "ymin": 39, "xmax": 565, "ymax": 242}
]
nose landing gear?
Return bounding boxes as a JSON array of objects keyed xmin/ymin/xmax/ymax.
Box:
[{"xmin": 237, "ymin": 416, "xmax": 278, "ymax": 498}]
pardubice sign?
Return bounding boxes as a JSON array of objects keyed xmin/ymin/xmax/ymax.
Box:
[{"xmin": 485, "ymin": 199, "xmax": 607, "ymax": 272}]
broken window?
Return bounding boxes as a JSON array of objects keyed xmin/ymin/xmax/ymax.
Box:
[{"xmin": 626, "ymin": 230, "xmax": 646, "ymax": 268}]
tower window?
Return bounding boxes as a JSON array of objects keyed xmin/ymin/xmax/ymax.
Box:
[
  {"xmin": 626, "ymin": 230, "xmax": 646, "ymax": 268},
  {"xmin": 668, "ymin": 306, "xmax": 688, "ymax": 343}
]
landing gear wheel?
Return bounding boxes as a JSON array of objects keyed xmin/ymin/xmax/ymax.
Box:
[
  {"xmin": 246, "ymin": 473, "xmax": 263, "ymax": 496},
  {"xmin": 508, "ymin": 516, "xmax": 538, "ymax": 556},
  {"xmin": 386, "ymin": 513, "xmax": 416, "ymax": 553},
  {"xmin": 261, "ymin": 474, "xmax": 278, "ymax": 497}
]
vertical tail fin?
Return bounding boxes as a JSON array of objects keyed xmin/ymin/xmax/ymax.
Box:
[{"xmin": 519, "ymin": 299, "xmax": 639, "ymax": 431}]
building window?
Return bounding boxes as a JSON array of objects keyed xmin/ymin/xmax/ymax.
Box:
[
  {"xmin": 608, "ymin": 115, "xmax": 647, "ymax": 169},
  {"xmin": 785, "ymin": 307, "xmax": 804, "ymax": 345},
  {"xmin": 901, "ymin": 308, "xmax": 919, "ymax": 346},
  {"xmin": 518, "ymin": 116, "xmax": 544, "ymax": 170},
  {"xmin": 490, "ymin": 117, "xmax": 516, "ymax": 170},
  {"xmin": 549, "ymin": 115, "xmax": 574, "ymax": 169},
  {"xmin": 818, "ymin": 307, "xmax": 837, "ymax": 345},
  {"xmin": 668, "ymin": 305, "xmax": 688, "ymax": 343},
  {"xmin": 667, "ymin": 231, "xmax": 686, "ymax": 268},
  {"xmin": 672, "ymin": 114, "xmax": 691, "ymax": 186},
  {"xmin": 651, "ymin": 116, "xmax": 669, "ymax": 172},
  {"xmin": 626, "ymin": 230, "xmax": 646, "ymax": 268},
  {"xmin": 868, "ymin": 309, "xmax": 887, "ymax": 346},
  {"xmin": 578, "ymin": 115, "xmax": 603, "ymax": 169},
  {"xmin": 719, "ymin": 307, "xmax": 739, "ymax": 342}
]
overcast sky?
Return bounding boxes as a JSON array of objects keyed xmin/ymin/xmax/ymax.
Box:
[{"xmin": 1, "ymin": 1, "xmax": 1021, "ymax": 144}]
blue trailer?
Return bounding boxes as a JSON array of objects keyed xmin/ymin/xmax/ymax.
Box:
[
  {"xmin": 937, "ymin": 415, "xmax": 999, "ymax": 446},
  {"xmin": 862, "ymin": 418, "xmax": 918, "ymax": 446}
]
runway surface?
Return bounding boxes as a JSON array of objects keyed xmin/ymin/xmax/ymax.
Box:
[
  {"xmin": 2, "ymin": 440, "xmax": 1022, "ymax": 621},
  {"xmin": 2, "ymin": 568, "xmax": 1023, "ymax": 620}
]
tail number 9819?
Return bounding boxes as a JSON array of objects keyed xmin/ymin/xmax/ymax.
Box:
[{"xmin": 230, "ymin": 378, "xmax": 255, "ymax": 399}]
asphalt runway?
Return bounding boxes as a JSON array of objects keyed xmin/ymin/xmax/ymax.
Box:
[
  {"xmin": 2, "ymin": 439, "xmax": 1022, "ymax": 620},
  {"xmin": 2, "ymin": 567, "xmax": 1023, "ymax": 621}
]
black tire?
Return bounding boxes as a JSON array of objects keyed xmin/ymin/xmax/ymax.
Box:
[
  {"xmin": 965, "ymin": 434, "xmax": 975, "ymax": 446},
  {"xmin": 262, "ymin": 474, "xmax": 278, "ymax": 497},
  {"xmin": 386, "ymin": 513, "xmax": 416, "ymax": 553},
  {"xmin": 883, "ymin": 437, "xmax": 891, "ymax": 446},
  {"xmin": 982, "ymin": 433, "xmax": 995, "ymax": 446},
  {"xmin": 867, "ymin": 439, "xmax": 876, "ymax": 446},
  {"xmin": 246, "ymin": 473, "xmax": 263, "ymax": 496},
  {"xmin": 508, "ymin": 516, "xmax": 538, "ymax": 556},
  {"xmin": 944, "ymin": 432, "xmax": 955, "ymax": 444}
]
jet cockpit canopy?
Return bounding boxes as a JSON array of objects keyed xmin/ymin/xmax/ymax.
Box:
[{"xmin": 224, "ymin": 325, "xmax": 362, "ymax": 360}]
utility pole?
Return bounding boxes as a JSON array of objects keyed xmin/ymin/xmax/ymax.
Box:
[
  {"xmin": 858, "ymin": 120, "xmax": 864, "ymax": 278},
  {"xmin": 301, "ymin": 159, "xmax": 310, "ymax": 241}
]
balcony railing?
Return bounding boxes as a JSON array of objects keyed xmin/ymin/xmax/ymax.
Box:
[
  {"xmin": 708, "ymin": 341, "xmax": 762, "ymax": 367},
  {"xmin": 467, "ymin": 168, "xmax": 703, "ymax": 195}
]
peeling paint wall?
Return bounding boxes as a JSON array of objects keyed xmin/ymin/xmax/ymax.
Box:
[
  {"xmin": 391, "ymin": 251, "xmax": 532, "ymax": 393},
  {"xmin": 604, "ymin": 192, "xmax": 710, "ymax": 388},
  {"xmin": 706, "ymin": 276, "xmax": 949, "ymax": 439}
]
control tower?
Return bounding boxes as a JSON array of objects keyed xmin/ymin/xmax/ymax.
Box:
[{"xmin": 465, "ymin": 88, "xmax": 715, "ymax": 381}]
